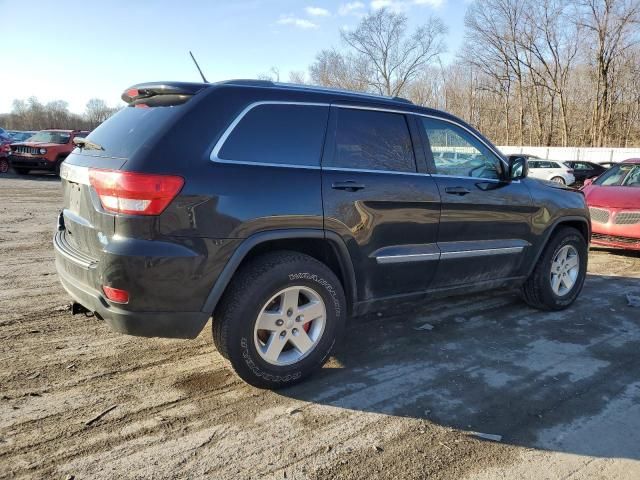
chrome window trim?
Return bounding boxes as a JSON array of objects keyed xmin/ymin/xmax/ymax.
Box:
[
  {"xmin": 333, "ymin": 104, "xmax": 508, "ymax": 168},
  {"xmin": 210, "ymin": 101, "xmax": 330, "ymax": 168},
  {"xmin": 210, "ymin": 100, "xmax": 510, "ymax": 178},
  {"xmin": 323, "ymin": 166, "xmax": 426, "ymax": 177}
]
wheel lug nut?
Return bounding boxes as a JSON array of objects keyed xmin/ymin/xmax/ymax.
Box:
[
  {"xmin": 287, "ymin": 308, "xmax": 293, "ymax": 317},
  {"xmin": 276, "ymin": 319, "xmax": 284, "ymax": 327},
  {"xmin": 280, "ymin": 331, "xmax": 286, "ymax": 337},
  {"xmin": 292, "ymin": 328, "xmax": 298, "ymax": 334},
  {"xmin": 296, "ymin": 315, "xmax": 302, "ymax": 322}
]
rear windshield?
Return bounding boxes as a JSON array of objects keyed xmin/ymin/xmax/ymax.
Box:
[
  {"xmin": 80, "ymin": 105, "xmax": 184, "ymax": 159},
  {"xmin": 594, "ymin": 163, "xmax": 640, "ymax": 187}
]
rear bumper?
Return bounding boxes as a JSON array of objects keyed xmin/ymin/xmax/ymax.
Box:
[
  {"xmin": 9, "ymin": 154, "xmax": 56, "ymax": 170},
  {"xmin": 54, "ymin": 229, "xmax": 211, "ymax": 339}
]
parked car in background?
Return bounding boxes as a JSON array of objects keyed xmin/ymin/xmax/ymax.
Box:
[
  {"xmin": 8, "ymin": 129, "xmax": 89, "ymax": 175},
  {"xmin": 55, "ymin": 80, "xmax": 590, "ymax": 388},
  {"xmin": 8, "ymin": 130, "xmax": 37, "ymax": 142},
  {"xmin": 507, "ymin": 155, "xmax": 575, "ymax": 185},
  {"xmin": 583, "ymin": 158, "xmax": 640, "ymax": 251},
  {"xmin": 564, "ymin": 160, "xmax": 607, "ymax": 186},
  {"xmin": 0, "ymin": 130, "xmax": 12, "ymax": 173}
]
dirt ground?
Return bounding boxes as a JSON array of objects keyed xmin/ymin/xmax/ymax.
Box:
[{"xmin": 1, "ymin": 173, "xmax": 640, "ymax": 480}]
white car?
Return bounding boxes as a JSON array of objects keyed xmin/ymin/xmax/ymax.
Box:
[{"xmin": 508, "ymin": 155, "xmax": 575, "ymax": 185}]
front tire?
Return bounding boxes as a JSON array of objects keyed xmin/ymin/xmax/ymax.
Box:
[
  {"xmin": 213, "ymin": 251, "xmax": 347, "ymax": 389},
  {"xmin": 521, "ymin": 227, "xmax": 587, "ymax": 310},
  {"xmin": 0, "ymin": 158, "xmax": 8, "ymax": 174}
]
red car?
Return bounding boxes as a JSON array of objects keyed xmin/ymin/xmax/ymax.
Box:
[
  {"xmin": 582, "ymin": 158, "xmax": 640, "ymax": 250},
  {"xmin": 8, "ymin": 129, "xmax": 89, "ymax": 176},
  {"xmin": 0, "ymin": 129, "xmax": 12, "ymax": 173}
]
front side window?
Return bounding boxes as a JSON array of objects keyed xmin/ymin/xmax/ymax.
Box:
[
  {"xmin": 218, "ymin": 103, "xmax": 329, "ymax": 167},
  {"xmin": 328, "ymin": 108, "xmax": 416, "ymax": 173},
  {"xmin": 421, "ymin": 118, "xmax": 502, "ymax": 179}
]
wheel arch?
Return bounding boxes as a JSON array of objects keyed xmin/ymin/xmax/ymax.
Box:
[
  {"xmin": 526, "ymin": 216, "xmax": 590, "ymax": 277},
  {"xmin": 202, "ymin": 229, "xmax": 357, "ymax": 316}
]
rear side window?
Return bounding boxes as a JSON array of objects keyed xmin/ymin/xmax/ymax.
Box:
[
  {"xmin": 328, "ymin": 108, "xmax": 415, "ymax": 173},
  {"xmin": 83, "ymin": 106, "xmax": 183, "ymax": 159},
  {"xmin": 218, "ymin": 104, "xmax": 329, "ymax": 167}
]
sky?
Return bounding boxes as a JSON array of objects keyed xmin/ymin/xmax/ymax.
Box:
[{"xmin": 0, "ymin": 0, "xmax": 469, "ymax": 114}]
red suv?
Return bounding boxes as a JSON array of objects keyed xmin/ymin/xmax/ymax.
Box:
[{"xmin": 9, "ymin": 129, "xmax": 90, "ymax": 175}]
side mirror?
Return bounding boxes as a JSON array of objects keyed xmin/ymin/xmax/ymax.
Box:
[{"xmin": 509, "ymin": 156, "xmax": 528, "ymax": 180}]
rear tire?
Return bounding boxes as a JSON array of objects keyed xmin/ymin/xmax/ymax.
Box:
[
  {"xmin": 0, "ymin": 158, "xmax": 8, "ymax": 174},
  {"xmin": 521, "ymin": 227, "xmax": 587, "ymax": 311},
  {"xmin": 551, "ymin": 176, "xmax": 566, "ymax": 185},
  {"xmin": 212, "ymin": 251, "xmax": 346, "ymax": 389},
  {"xmin": 14, "ymin": 167, "xmax": 30, "ymax": 175}
]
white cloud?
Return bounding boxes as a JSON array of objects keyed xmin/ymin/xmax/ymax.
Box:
[
  {"xmin": 413, "ymin": 0, "xmax": 444, "ymax": 7},
  {"xmin": 338, "ymin": 1, "xmax": 365, "ymax": 16},
  {"xmin": 371, "ymin": 0, "xmax": 405, "ymax": 12},
  {"xmin": 305, "ymin": 6, "xmax": 330, "ymax": 16},
  {"xmin": 277, "ymin": 15, "xmax": 318, "ymax": 29},
  {"xmin": 370, "ymin": 0, "xmax": 443, "ymax": 11}
]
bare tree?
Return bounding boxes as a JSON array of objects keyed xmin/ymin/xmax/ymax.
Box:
[
  {"xmin": 578, "ymin": 0, "xmax": 640, "ymax": 146},
  {"xmin": 309, "ymin": 49, "xmax": 370, "ymax": 91},
  {"xmin": 339, "ymin": 8, "xmax": 447, "ymax": 96},
  {"xmin": 85, "ymin": 99, "xmax": 117, "ymax": 128}
]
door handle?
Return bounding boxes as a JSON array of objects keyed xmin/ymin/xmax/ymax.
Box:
[
  {"xmin": 444, "ymin": 186, "xmax": 471, "ymax": 195},
  {"xmin": 332, "ymin": 181, "xmax": 366, "ymax": 192}
]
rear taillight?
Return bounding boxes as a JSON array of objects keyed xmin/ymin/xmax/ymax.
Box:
[
  {"xmin": 88, "ymin": 169, "xmax": 184, "ymax": 215},
  {"xmin": 1, "ymin": 144, "xmax": 10, "ymax": 153}
]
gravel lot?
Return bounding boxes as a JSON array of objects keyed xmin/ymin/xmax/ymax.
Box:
[{"xmin": 1, "ymin": 173, "xmax": 640, "ymax": 479}]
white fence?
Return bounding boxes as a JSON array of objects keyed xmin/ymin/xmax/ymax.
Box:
[{"xmin": 497, "ymin": 146, "xmax": 640, "ymax": 164}]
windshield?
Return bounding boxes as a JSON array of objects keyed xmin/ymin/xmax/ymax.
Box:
[
  {"xmin": 27, "ymin": 131, "xmax": 71, "ymax": 144},
  {"xmin": 593, "ymin": 163, "xmax": 640, "ymax": 187}
]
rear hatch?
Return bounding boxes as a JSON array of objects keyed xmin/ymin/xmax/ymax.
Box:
[{"xmin": 59, "ymin": 82, "xmax": 205, "ymax": 262}]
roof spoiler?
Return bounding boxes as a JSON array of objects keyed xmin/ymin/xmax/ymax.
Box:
[{"xmin": 121, "ymin": 82, "xmax": 206, "ymax": 107}]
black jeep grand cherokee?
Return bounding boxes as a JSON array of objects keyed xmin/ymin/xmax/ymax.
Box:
[{"xmin": 55, "ymin": 80, "xmax": 590, "ymax": 388}]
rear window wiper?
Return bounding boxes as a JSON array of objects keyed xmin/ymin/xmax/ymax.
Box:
[{"xmin": 73, "ymin": 138, "xmax": 104, "ymax": 151}]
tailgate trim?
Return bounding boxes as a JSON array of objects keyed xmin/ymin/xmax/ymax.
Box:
[{"xmin": 60, "ymin": 163, "xmax": 90, "ymax": 185}]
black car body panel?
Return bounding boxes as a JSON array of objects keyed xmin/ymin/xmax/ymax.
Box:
[{"xmin": 54, "ymin": 80, "xmax": 590, "ymax": 338}]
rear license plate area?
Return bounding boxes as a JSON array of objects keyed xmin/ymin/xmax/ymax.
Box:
[{"xmin": 68, "ymin": 183, "xmax": 82, "ymax": 215}]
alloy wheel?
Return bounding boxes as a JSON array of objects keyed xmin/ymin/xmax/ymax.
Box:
[
  {"xmin": 549, "ymin": 245, "xmax": 579, "ymax": 296},
  {"xmin": 253, "ymin": 286, "xmax": 326, "ymax": 366}
]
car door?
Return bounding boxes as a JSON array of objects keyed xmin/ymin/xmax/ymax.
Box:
[
  {"xmin": 417, "ymin": 115, "xmax": 535, "ymax": 288},
  {"xmin": 321, "ymin": 105, "xmax": 441, "ymax": 301}
]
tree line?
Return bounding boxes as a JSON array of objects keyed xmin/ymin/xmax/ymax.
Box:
[
  {"xmin": 267, "ymin": 0, "xmax": 640, "ymax": 148},
  {"xmin": 0, "ymin": 98, "xmax": 119, "ymax": 132},
  {"xmin": 4, "ymin": 0, "xmax": 638, "ymax": 147}
]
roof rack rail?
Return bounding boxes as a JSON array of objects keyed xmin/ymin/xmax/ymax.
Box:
[
  {"xmin": 271, "ymin": 82, "xmax": 414, "ymax": 104},
  {"xmin": 221, "ymin": 79, "xmax": 275, "ymax": 87}
]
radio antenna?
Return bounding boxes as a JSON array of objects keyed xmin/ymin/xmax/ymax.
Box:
[{"xmin": 189, "ymin": 51, "xmax": 209, "ymax": 83}]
